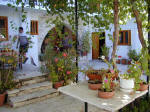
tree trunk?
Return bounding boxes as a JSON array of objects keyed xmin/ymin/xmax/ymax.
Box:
[
  {"xmin": 131, "ymin": 0, "xmax": 147, "ymax": 48},
  {"xmin": 148, "ymin": 0, "xmax": 150, "ymax": 69},
  {"xmin": 111, "ymin": 0, "xmax": 119, "ymax": 69},
  {"xmin": 148, "ymin": 0, "xmax": 150, "ymax": 54}
]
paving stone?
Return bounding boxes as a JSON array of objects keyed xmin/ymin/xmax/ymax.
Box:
[
  {"xmin": 7, "ymin": 81, "xmax": 52, "ymax": 97},
  {"xmin": 9, "ymin": 89, "xmax": 59, "ymax": 108}
]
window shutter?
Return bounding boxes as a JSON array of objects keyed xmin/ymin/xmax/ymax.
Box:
[
  {"xmin": 128, "ymin": 30, "xmax": 131, "ymax": 46},
  {"xmin": 30, "ymin": 20, "xmax": 38, "ymax": 35},
  {"xmin": 0, "ymin": 16, "xmax": 8, "ymax": 41}
]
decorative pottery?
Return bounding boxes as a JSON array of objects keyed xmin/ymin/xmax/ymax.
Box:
[
  {"xmin": 122, "ymin": 59, "xmax": 127, "ymax": 65},
  {"xmin": 54, "ymin": 81, "xmax": 64, "ymax": 89},
  {"xmin": 138, "ymin": 83, "xmax": 148, "ymax": 91},
  {"xmin": 0, "ymin": 92, "xmax": 6, "ymax": 106},
  {"xmin": 88, "ymin": 81, "xmax": 102, "ymax": 90},
  {"xmin": 98, "ymin": 90, "xmax": 115, "ymax": 99},
  {"xmin": 120, "ymin": 78, "xmax": 134, "ymax": 92}
]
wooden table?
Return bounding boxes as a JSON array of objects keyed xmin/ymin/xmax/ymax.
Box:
[{"xmin": 58, "ymin": 82, "xmax": 148, "ymax": 112}]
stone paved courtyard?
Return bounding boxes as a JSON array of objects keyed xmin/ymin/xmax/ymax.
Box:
[{"xmin": 0, "ymin": 94, "xmax": 108, "ymax": 112}]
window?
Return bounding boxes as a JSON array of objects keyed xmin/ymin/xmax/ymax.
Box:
[
  {"xmin": 0, "ymin": 16, "xmax": 8, "ymax": 41},
  {"xmin": 30, "ymin": 20, "xmax": 38, "ymax": 35},
  {"xmin": 114, "ymin": 30, "xmax": 131, "ymax": 45}
]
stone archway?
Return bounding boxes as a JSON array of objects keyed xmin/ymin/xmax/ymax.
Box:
[{"xmin": 41, "ymin": 25, "xmax": 75, "ymax": 54}]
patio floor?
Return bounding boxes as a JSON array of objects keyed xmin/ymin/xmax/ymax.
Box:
[{"xmin": 0, "ymin": 94, "xmax": 108, "ymax": 112}]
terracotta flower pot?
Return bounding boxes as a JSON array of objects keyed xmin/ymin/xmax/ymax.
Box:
[
  {"xmin": 82, "ymin": 52, "xmax": 87, "ymax": 56},
  {"xmin": 87, "ymin": 74, "xmax": 102, "ymax": 81},
  {"xmin": 54, "ymin": 81, "xmax": 64, "ymax": 89},
  {"xmin": 128, "ymin": 60, "xmax": 131, "ymax": 65},
  {"xmin": 122, "ymin": 59, "xmax": 127, "ymax": 65},
  {"xmin": 98, "ymin": 90, "xmax": 115, "ymax": 99},
  {"xmin": 88, "ymin": 83, "xmax": 102, "ymax": 90},
  {"xmin": 138, "ymin": 83, "xmax": 148, "ymax": 91},
  {"xmin": 116, "ymin": 59, "xmax": 120, "ymax": 64},
  {"xmin": 0, "ymin": 92, "xmax": 6, "ymax": 106}
]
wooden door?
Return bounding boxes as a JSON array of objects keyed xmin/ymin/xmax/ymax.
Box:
[{"xmin": 92, "ymin": 32, "xmax": 99, "ymax": 59}]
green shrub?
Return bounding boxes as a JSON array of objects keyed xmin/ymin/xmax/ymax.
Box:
[{"xmin": 128, "ymin": 49, "xmax": 140, "ymax": 61}]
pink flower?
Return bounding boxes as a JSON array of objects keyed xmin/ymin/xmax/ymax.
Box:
[
  {"xmin": 63, "ymin": 53, "xmax": 67, "ymax": 57},
  {"xmin": 66, "ymin": 71, "xmax": 72, "ymax": 75},
  {"xmin": 110, "ymin": 69, "xmax": 115, "ymax": 74},
  {"xmin": 104, "ymin": 80, "xmax": 108, "ymax": 83},
  {"xmin": 118, "ymin": 56, "xmax": 122, "ymax": 58},
  {"xmin": 54, "ymin": 58, "xmax": 58, "ymax": 63}
]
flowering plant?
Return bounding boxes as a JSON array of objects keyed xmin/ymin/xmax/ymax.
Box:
[
  {"xmin": 100, "ymin": 76, "xmax": 115, "ymax": 92},
  {"xmin": 42, "ymin": 27, "xmax": 78, "ymax": 85},
  {"xmin": 101, "ymin": 55, "xmax": 119, "ymax": 80},
  {"xmin": 0, "ymin": 48, "xmax": 17, "ymax": 93},
  {"xmin": 0, "ymin": 48, "xmax": 18, "ymax": 69}
]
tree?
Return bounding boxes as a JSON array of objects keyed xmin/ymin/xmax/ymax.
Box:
[
  {"xmin": 111, "ymin": 0, "xmax": 119, "ymax": 69},
  {"xmin": 130, "ymin": 0, "xmax": 147, "ymax": 48}
]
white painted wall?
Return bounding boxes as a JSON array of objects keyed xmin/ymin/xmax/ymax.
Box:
[{"xmin": 0, "ymin": 4, "xmax": 142, "ymax": 70}]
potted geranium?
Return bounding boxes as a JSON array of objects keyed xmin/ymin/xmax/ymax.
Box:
[
  {"xmin": 42, "ymin": 27, "xmax": 78, "ymax": 89},
  {"xmin": 98, "ymin": 77, "xmax": 115, "ymax": 99},
  {"xmin": 116, "ymin": 56, "xmax": 121, "ymax": 64}
]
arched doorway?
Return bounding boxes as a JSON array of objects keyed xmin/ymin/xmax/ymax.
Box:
[{"xmin": 41, "ymin": 25, "xmax": 75, "ymax": 54}]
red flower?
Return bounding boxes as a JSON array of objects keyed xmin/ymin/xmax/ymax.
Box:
[
  {"xmin": 54, "ymin": 58, "xmax": 58, "ymax": 63},
  {"xmin": 66, "ymin": 71, "xmax": 72, "ymax": 75},
  {"xmin": 118, "ymin": 56, "xmax": 122, "ymax": 58},
  {"xmin": 63, "ymin": 53, "xmax": 67, "ymax": 57}
]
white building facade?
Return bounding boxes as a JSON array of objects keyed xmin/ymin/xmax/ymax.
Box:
[{"xmin": 0, "ymin": 0, "xmax": 142, "ymax": 67}]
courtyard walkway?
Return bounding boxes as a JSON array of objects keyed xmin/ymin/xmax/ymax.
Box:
[{"xmin": 0, "ymin": 94, "xmax": 107, "ymax": 112}]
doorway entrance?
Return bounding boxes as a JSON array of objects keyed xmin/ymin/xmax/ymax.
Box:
[{"xmin": 92, "ymin": 32, "xmax": 105, "ymax": 60}]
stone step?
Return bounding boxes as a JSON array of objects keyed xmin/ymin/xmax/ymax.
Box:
[
  {"xmin": 14, "ymin": 74, "xmax": 48, "ymax": 86},
  {"xmin": 8, "ymin": 89, "xmax": 59, "ymax": 108},
  {"xmin": 7, "ymin": 81, "xmax": 52, "ymax": 97}
]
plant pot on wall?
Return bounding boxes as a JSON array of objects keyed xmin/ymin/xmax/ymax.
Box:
[
  {"xmin": 116, "ymin": 59, "xmax": 121, "ymax": 64},
  {"xmin": 0, "ymin": 93, "xmax": 6, "ymax": 106},
  {"xmin": 82, "ymin": 51, "xmax": 88, "ymax": 56},
  {"xmin": 128, "ymin": 60, "xmax": 131, "ymax": 65},
  {"xmin": 122, "ymin": 59, "xmax": 127, "ymax": 65}
]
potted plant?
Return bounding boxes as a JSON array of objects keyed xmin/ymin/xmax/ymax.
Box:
[
  {"xmin": 86, "ymin": 69, "xmax": 106, "ymax": 81},
  {"xmin": 128, "ymin": 49, "xmax": 140, "ymax": 61},
  {"xmin": 81, "ymin": 32, "xmax": 90, "ymax": 56},
  {"xmin": 120, "ymin": 73, "xmax": 135, "ymax": 93},
  {"xmin": 120, "ymin": 60, "xmax": 144, "ymax": 92},
  {"xmin": 0, "ymin": 50, "xmax": 17, "ymax": 106},
  {"xmin": 88, "ymin": 80, "xmax": 102, "ymax": 90},
  {"xmin": 101, "ymin": 56, "xmax": 119, "ymax": 80},
  {"xmin": 101, "ymin": 45, "xmax": 109, "ymax": 61},
  {"xmin": 116, "ymin": 56, "xmax": 122, "ymax": 64},
  {"xmin": 121, "ymin": 58, "xmax": 127, "ymax": 65},
  {"xmin": 98, "ymin": 77, "xmax": 115, "ymax": 99},
  {"xmin": 42, "ymin": 28, "xmax": 78, "ymax": 89}
]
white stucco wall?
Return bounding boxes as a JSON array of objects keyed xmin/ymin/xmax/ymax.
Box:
[
  {"xmin": 0, "ymin": 4, "xmax": 143, "ymax": 69},
  {"xmin": 106, "ymin": 19, "xmax": 142, "ymax": 59}
]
